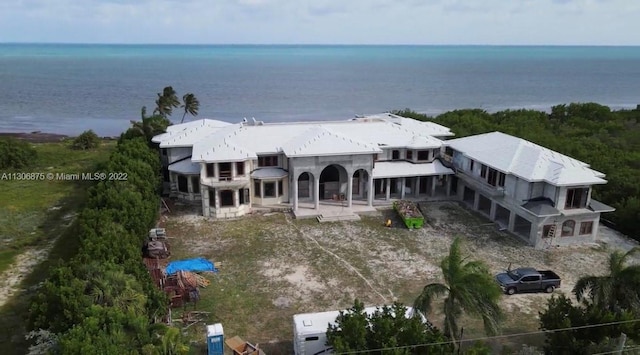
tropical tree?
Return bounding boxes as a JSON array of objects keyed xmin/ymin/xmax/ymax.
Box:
[
  {"xmin": 573, "ymin": 247, "xmax": 640, "ymax": 313},
  {"xmin": 128, "ymin": 106, "xmax": 171, "ymax": 144},
  {"xmin": 413, "ymin": 237, "xmax": 503, "ymax": 345},
  {"xmin": 154, "ymin": 86, "xmax": 180, "ymax": 117},
  {"xmin": 180, "ymin": 93, "xmax": 200, "ymax": 123},
  {"xmin": 326, "ymin": 299, "xmax": 452, "ymax": 354}
]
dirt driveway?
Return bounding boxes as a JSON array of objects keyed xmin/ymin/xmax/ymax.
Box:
[{"xmin": 163, "ymin": 201, "xmax": 636, "ymax": 353}]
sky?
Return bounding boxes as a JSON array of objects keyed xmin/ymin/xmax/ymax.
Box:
[{"xmin": 0, "ymin": 0, "xmax": 639, "ymax": 45}]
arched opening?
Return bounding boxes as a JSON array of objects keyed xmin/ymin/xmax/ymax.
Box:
[
  {"xmin": 319, "ymin": 164, "xmax": 347, "ymax": 200},
  {"xmin": 352, "ymin": 169, "xmax": 369, "ymax": 200},
  {"xmin": 297, "ymin": 172, "xmax": 313, "ymax": 199}
]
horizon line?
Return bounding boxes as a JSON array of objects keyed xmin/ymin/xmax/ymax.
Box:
[{"xmin": 2, "ymin": 42, "xmax": 640, "ymax": 47}]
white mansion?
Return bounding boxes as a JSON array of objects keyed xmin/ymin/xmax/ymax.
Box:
[{"xmin": 152, "ymin": 113, "xmax": 614, "ymax": 249}]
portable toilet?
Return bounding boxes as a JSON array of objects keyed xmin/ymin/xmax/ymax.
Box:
[{"xmin": 206, "ymin": 323, "xmax": 224, "ymax": 355}]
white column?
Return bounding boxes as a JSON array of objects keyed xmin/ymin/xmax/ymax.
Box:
[
  {"xmin": 385, "ymin": 178, "xmax": 391, "ymax": 200},
  {"xmin": 234, "ymin": 189, "xmax": 240, "ymax": 207},
  {"xmin": 431, "ymin": 176, "xmax": 437, "ymax": 196},
  {"xmin": 347, "ymin": 175, "xmax": 353, "ymax": 208},
  {"xmin": 293, "ymin": 176, "xmax": 299, "ymax": 211},
  {"xmin": 508, "ymin": 211, "xmax": 516, "ymax": 232},
  {"xmin": 489, "ymin": 201, "xmax": 497, "ymax": 220},
  {"xmin": 473, "ymin": 191, "xmax": 480, "ymax": 210},
  {"xmin": 414, "ymin": 177, "xmax": 420, "ymax": 197},
  {"xmin": 213, "ymin": 163, "xmax": 218, "ymax": 179},
  {"xmin": 231, "ymin": 161, "xmax": 237, "ymax": 178},
  {"xmin": 400, "ymin": 177, "xmax": 406, "ymax": 199},
  {"xmin": 314, "ymin": 177, "xmax": 320, "ymax": 210},
  {"xmin": 446, "ymin": 176, "xmax": 452, "ymax": 196},
  {"xmin": 260, "ymin": 181, "xmax": 264, "ymax": 199},
  {"xmin": 367, "ymin": 174, "xmax": 374, "ymax": 207}
]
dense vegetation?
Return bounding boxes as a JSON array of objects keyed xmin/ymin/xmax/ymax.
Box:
[
  {"xmin": 539, "ymin": 247, "xmax": 640, "ymax": 353},
  {"xmin": 326, "ymin": 300, "xmax": 452, "ymax": 354},
  {"xmin": 26, "ymin": 136, "xmax": 182, "ymax": 354},
  {"xmin": 71, "ymin": 130, "xmax": 100, "ymax": 150},
  {"xmin": 0, "ymin": 137, "xmax": 37, "ymax": 169},
  {"xmin": 395, "ymin": 103, "xmax": 640, "ymax": 240}
]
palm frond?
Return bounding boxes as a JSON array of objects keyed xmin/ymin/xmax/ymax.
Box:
[{"xmin": 413, "ymin": 283, "xmax": 449, "ymax": 314}]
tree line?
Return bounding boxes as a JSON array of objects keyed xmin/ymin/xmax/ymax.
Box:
[
  {"xmin": 394, "ymin": 103, "xmax": 640, "ymax": 241},
  {"xmin": 26, "ymin": 132, "xmax": 188, "ymax": 353}
]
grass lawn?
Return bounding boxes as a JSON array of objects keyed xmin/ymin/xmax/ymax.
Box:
[
  {"xmin": 0, "ymin": 139, "xmax": 115, "ymax": 355},
  {"xmin": 0, "ymin": 140, "xmax": 115, "ymax": 272},
  {"xmin": 161, "ymin": 201, "xmax": 615, "ymax": 354}
]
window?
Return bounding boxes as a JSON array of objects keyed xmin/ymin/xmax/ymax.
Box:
[
  {"xmin": 191, "ymin": 176, "xmax": 200, "ymax": 194},
  {"xmin": 254, "ymin": 181, "xmax": 261, "ymax": 197},
  {"xmin": 219, "ymin": 162, "xmax": 231, "ymax": 179},
  {"xmin": 177, "ymin": 175, "xmax": 188, "ymax": 193},
  {"xmin": 444, "ymin": 147, "xmax": 454, "ymax": 156},
  {"xmin": 561, "ymin": 220, "xmax": 576, "ymax": 237},
  {"xmin": 543, "ymin": 225, "xmax": 555, "ymax": 238},
  {"xmin": 480, "ymin": 165, "xmax": 487, "ymax": 178},
  {"xmin": 278, "ymin": 180, "xmax": 283, "ymax": 197},
  {"xmin": 498, "ymin": 172, "xmax": 506, "ymax": 187},
  {"xmin": 305, "ymin": 337, "xmax": 319, "ymax": 341},
  {"xmin": 521, "ymin": 276, "xmax": 539, "ymax": 282},
  {"xmin": 258, "ymin": 155, "xmax": 278, "ymax": 167},
  {"xmin": 220, "ymin": 190, "xmax": 234, "ymax": 207},
  {"xmin": 264, "ymin": 182, "xmax": 276, "ymax": 197},
  {"xmin": 206, "ymin": 163, "xmax": 214, "ymax": 177},
  {"xmin": 487, "ymin": 168, "xmax": 497, "ymax": 186},
  {"xmin": 239, "ymin": 188, "xmax": 250, "ymax": 205},
  {"xmin": 565, "ymin": 188, "xmax": 588, "ymax": 209},
  {"xmin": 161, "ymin": 149, "xmax": 167, "ymax": 156},
  {"xmin": 417, "ymin": 150, "xmax": 429, "ymax": 161},
  {"xmin": 236, "ymin": 162, "xmax": 245, "ymax": 176},
  {"xmin": 208, "ymin": 189, "xmax": 216, "ymax": 207},
  {"xmin": 406, "ymin": 150, "xmax": 413, "ymax": 160},
  {"xmin": 392, "ymin": 150, "xmax": 400, "ymax": 160},
  {"xmin": 469, "ymin": 159, "xmax": 475, "ymax": 172},
  {"xmin": 579, "ymin": 221, "xmax": 594, "ymax": 235}
]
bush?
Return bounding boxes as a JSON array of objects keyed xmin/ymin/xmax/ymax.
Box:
[
  {"xmin": 71, "ymin": 130, "xmax": 100, "ymax": 150},
  {"xmin": 0, "ymin": 137, "xmax": 37, "ymax": 169}
]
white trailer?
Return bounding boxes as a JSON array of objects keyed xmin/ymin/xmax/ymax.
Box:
[{"xmin": 292, "ymin": 306, "xmax": 424, "ymax": 355}]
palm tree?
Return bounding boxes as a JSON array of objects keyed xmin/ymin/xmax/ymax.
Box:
[
  {"xmin": 180, "ymin": 93, "xmax": 200, "ymax": 123},
  {"xmin": 130, "ymin": 107, "xmax": 171, "ymax": 143},
  {"xmin": 573, "ymin": 247, "xmax": 640, "ymax": 313},
  {"xmin": 413, "ymin": 237, "xmax": 503, "ymax": 345},
  {"xmin": 154, "ymin": 86, "xmax": 180, "ymax": 118}
]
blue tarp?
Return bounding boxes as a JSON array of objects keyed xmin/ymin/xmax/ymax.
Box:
[{"xmin": 165, "ymin": 257, "xmax": 218, "ymax": 275}]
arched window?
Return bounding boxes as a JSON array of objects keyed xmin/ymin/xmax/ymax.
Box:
[{"xmin": 561, "ymin": 220, "xmax": 575, "ymax": 237}]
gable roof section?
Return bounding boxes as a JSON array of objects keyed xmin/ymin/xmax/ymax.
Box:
[
  {"xmin": 444, "ymin": 132, "xmax": 606, "ymax": 186},
  {"xmin": 191, "ymin": 124, "xmax": 256, "ymax": 162},
  {"xmin": 154, "ymin": 119, "xmax": 232, "ymax": 147},
  {"xmin": 281, "ymin": 126, "xmax": 381, "ymax": 157}
]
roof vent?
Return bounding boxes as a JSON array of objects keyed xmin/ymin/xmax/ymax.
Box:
[{"xmin": 303, "ymin": 320, "xmax": 313, "ymax": 327}]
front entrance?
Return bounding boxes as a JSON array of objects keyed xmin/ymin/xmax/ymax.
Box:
[{"xmin": 319, "ymin": 164, "xmax": 347, "ymax": 200}]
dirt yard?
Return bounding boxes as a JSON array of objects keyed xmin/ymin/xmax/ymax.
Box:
[{"xmin": 163, "ymin": 201, "xmax": 638, "ymax": 354}]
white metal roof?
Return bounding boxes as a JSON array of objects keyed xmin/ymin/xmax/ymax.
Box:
[
  {"xmin": 168, "ymin": 159, "xmax": 200, "ymax": 174},
  {"xmin": 293, "ymin": 306, "xmax": 421, "ymax": 336},
  {"xmin": 281, "ymin": 126, "xmax": 381, "ymax": 157},
  {"xmin": 373, "ymin": 160, "xmax": 454, "ymax": 179},
  {"xmin": 444, "ymin": 132, "xmax": 607, "ymax": 186},
  {"xmin": 152, "ymin": 115, "xmax": 449, "ymax": 162},
  {"xmin": 353, "ymin": 113, "xmax": 454, "ymax": 137}
]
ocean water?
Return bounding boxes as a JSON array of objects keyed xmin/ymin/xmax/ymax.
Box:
[{"xmin": 1, "ymin": 44, "xmax": 639, "ymax": 136}]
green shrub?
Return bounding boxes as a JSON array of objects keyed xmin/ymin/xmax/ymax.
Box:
[
  {"xmin": 71, "ymin": 130, "xmax": 101, "ymax": 150},
  {"xmin": 0, "ymin": 137, "xmax": 37, "ymax": 169}
]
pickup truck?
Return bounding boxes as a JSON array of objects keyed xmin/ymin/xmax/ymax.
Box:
[{"xmin": 495, "ymin": 267, "xmax": 561, "ymax": 295}]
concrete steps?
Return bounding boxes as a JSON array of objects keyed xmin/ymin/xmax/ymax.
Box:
[{"xmin": 316, "ymin": 213, "xmax": 361, "ymax": 223}]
